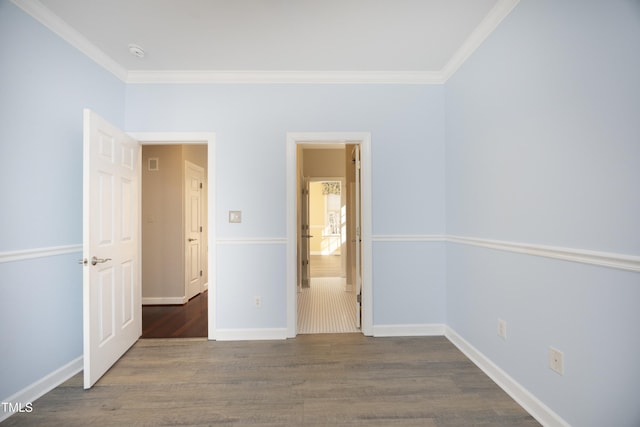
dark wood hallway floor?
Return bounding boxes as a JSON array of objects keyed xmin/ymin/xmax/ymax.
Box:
[{"xmin": 142, "ymin": 291, "xmax": 208, "ymax": 338}]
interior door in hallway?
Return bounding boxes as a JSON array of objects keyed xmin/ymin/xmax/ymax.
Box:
[
  {"xmin": 82, "ymin": 109, "xmax": 141, "ymax": 389},
  {"xmin": 185, "ymin": 161, "xmax": 204, "ymax": 300},
  {"xmin": 300, "ymin": 177, "xmax": 311, "ymax": 288},
  {"xmin": 352, "ymin": 145, "xmax": 362, "ymax": 329}
]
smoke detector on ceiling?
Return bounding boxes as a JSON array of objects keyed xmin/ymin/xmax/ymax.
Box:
[{"xmin": 128, "ymin": 43, "xmax": 145, "ymax": 58}]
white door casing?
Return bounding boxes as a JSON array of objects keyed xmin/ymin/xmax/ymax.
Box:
[
  {"xmin": 129, "ymin": 132, "xmax": 216, "ymax": 340},
  {"xmin": 185, "ymin": 161, "xmax": 204, "ymax": 300},
  {"xmin": 82, "ymin": 109, "xmax": 141, "ymax": 389},
  {"xmin": 286, "ymin": 132, "xmax": 373, "ymax": 338}
]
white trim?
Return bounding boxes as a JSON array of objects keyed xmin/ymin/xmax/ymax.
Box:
[
  {"xmin": 10, "ymin": 0, "xmax": 128, "ymax": 81},
  {"xmin": 373, "ymin": 323, "xmax": 445, "ymax": 337},
  {"xmin": 0, "ymin": 244, "xmax": 82, "ymax": 263},
  {"xmin": 12, "ymin": 0, "xmax": 519, "ymax": 85},
  {"xmin": 216, "ymin": 238, "xmax": 287, "ymax": 245},
  {"xmin": 441, "ymin": 0, "xmax": 521, "ymax": 81},
  {"xmin": 129, "ymin": 132, "xmax": 217, "ymax": 340},
  {"xmin": 141, "ymin": 296, "xmax": 187, "ymax": 305},
  {"xmin": 214, "ymin": 328, "xmax": 288, "ymax": 341},
  {"xmin": 372, "ymin": 235, "xmax": 446, "ymax": 242},
  {"xmin": 0, "ymin": 356, "xmax": 83, "ymax": 423},
  {"xmin": 445, "ymin": 327, "xmax": 570, "ymax": 427},
  {"xmin": 286, "ymin": 133, "xmax": 373, "ymax": 338},
  {"xmin": 126, "ymin": 70, "xmax": 445, "ymax": 85},
  {"xmin": 372, "ymin": 234, "xmax": 640, "ymax": 272},
  {"xmin": 448, "ymin": 235, "xmax": 640, "ymax": 273}
]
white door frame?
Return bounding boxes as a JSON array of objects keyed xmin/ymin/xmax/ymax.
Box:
[
  {"xmin": 286, "ymin": 132, "xmax": 373, "ymax": 337},
  {"xmin": 129, "ymin": 132, "xmax": 216, "ymax": 340}
]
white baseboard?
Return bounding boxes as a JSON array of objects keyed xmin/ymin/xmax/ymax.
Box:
[
  {"xmin": 0, "ymin": 325, "xmax": 568, "ymax": 426},
  {"xmin": 142, "ymin": 296, "xmax": 187, "ymax": 305},
  {"xmin": 214, "ymin": 328, "xmax": 288, "ymax": 341},
  {"xmin": 444, "ymin": 326, "xmax": 570, "ymax": 427},
  {"xmin": 372, "ymin": 323, "xmax": 445, "ymax": 337},
  {"xmin": 0, "ymin": 356, "xmax": 82, "ymax": 422}
]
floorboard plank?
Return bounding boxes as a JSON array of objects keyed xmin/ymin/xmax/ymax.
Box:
[{"xmin": 3, "ymin": 335, "xmax": 540, "ymax": 426}]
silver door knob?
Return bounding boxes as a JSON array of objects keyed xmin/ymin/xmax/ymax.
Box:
[{"xmin": 91, "ymin": 256, "xmax": 112, "ymax": 266}]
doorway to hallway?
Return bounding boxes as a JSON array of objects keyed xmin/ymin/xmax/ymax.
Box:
[
  {"xmin": 140, "ymin": 143, "xmax": 209, "ymax": 338},
  {"xmin": 286, "ymin": 132, "xmax": 373, "ymax": 337},
  {"xmin": 295, "ymin": 145, "xmax": 359, "ymax": 334}
]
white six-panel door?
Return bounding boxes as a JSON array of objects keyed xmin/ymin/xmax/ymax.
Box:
[
  {"xmin": 82, "ymin": 109, "xmax": 141, "ymax": 389},
  {"xmin": 185, "ymin": 161, "xmax": 204, "ymax": 300}
]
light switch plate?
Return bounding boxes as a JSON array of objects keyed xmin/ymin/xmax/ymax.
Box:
[{"xmin": 229, "ymin": 210, "xmax": 242, "ymax": 223}]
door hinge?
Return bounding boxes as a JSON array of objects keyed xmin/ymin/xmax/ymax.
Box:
[
  {"xmin": 200, "ymin": 182, "xmax": 203, "ymax": 189},
  {"xmin": 357, "ymin": 293, "xmax": 362, "ymax": 304},
  {"xmin": 200, "ymin": 270, "xmax": 203, "ymax": 277},
  {"xmin": 200, "ymin": 226, "xmax": 203, "ymax": 232}
]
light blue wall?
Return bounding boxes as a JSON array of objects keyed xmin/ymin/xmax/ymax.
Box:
[
  {"xmin": 0, "ymin": 0, "xmax": 125, "ymax": 400},
  {"xmin": 126, "ymin": 83, "xmax": 447, "ymax": 330},
  {"xmin": 445, "ymin": 1, "xmax": 640, "ymax": 425},
  {"xmin": 8, "ymin": 1, "xmax": 636, "ymax": 425}
]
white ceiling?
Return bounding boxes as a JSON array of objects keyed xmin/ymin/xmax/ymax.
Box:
[{"xmin": 13, "ymin": 0, "xmax": 520, "ymax": 83}]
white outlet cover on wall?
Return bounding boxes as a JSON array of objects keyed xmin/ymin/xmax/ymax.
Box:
[
  {"xmin": 549, "ymin": 347, "xmax": 564, "ymax": 375},
  {"xmin": 497, "ymin": 318, "xmax": 507, "ymax": 339},
  {"xmin": 229, "ymin": 210, "xmax": 241, "ymax": 223}
]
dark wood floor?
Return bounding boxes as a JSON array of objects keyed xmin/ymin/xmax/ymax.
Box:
[
  {"xmin": 142, "ymin": 291, "xmax": 208, "ymax": 338},
  {"xmin": 4, "ymin": 335, "xmax": 540, "ymax": 426}
]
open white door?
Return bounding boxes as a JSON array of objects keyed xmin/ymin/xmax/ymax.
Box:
[
  {"xmin": 82, "ymin": 109, "xmax": 141, "ymax": 389},
  {"xmin": 185, "ymin": 161, "xmax": 204, "ymax": 300},
  {"xmin": 352, "ymin": 146, "xmax": 362, "ymax": 329},
  {"xmin": 300, "ymin": 177, "xmax": 312, "ymax": 288}
]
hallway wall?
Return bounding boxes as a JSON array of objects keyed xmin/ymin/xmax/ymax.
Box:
[{"xmin": 141, "ymin": 144, "xmax": 208, "ymax": 302}]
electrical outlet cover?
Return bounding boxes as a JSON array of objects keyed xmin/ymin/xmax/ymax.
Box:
[
  {"xmin": 497, "ymin": 319, "xmax": 507, "ymax": 339},
  {"xmin": 549, "ymin": 347, "xmax": 564, "ymax": 375}
]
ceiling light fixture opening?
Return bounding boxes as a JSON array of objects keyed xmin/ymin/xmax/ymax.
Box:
[{"xmin": 128, "ymin": 43, "xmax": 145, "ymax": 58}]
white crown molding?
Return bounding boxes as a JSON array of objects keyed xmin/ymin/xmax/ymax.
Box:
[
  {"xmin": 125, "ymin": 70, "xmax": 445, "ymax": 85},
  {"xmin": 12, "ymin": 0, "xmax": 519, "ymax": 85},
  {"xmin": 10, "ymin": 0, "xmax": 128, "ymax": 81},
  {"xmin": 441, "ymin": 0, "xmax": 521, "ymax": 81},
  {"xmin": 448, "ymin": 235, "xmax": 640, "ymax": 273},
  {"xmin": 0, "ymin": 244, "xmax": 82, "ymax": 264},
  {"xmin": 445, "ymin": 327, "xmax": 570, "ymax": 427}
]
